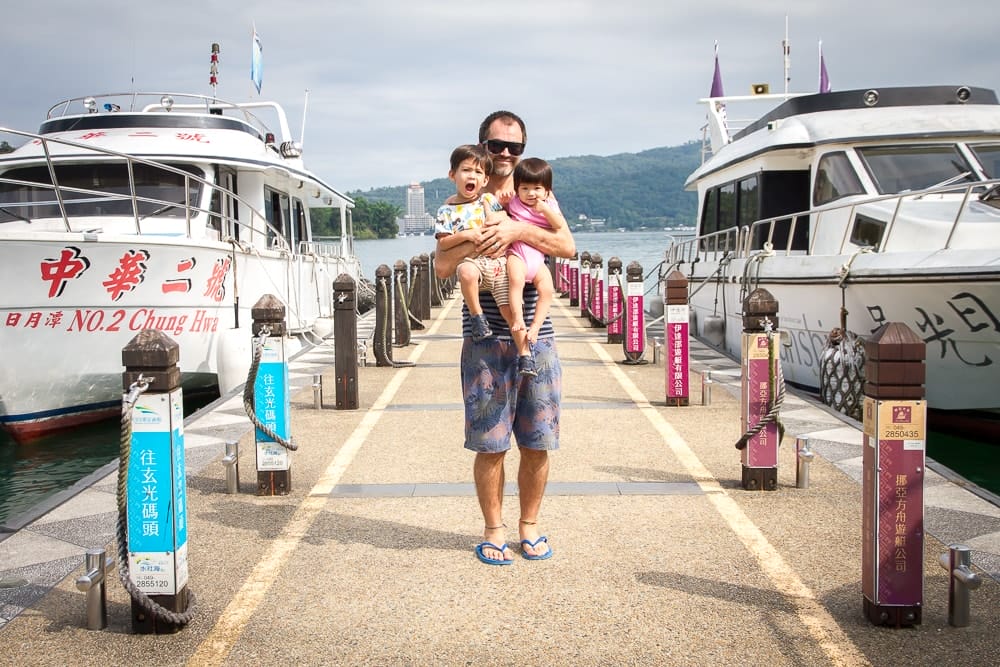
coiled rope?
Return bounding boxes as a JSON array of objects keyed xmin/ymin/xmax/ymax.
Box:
[
  {"xmin": 242, "ymin": 326, "xmax": 297, "ymax": 451},
  {"xmin": 117, "ymin": 376, "xmax": 196, "ymax": 626}
]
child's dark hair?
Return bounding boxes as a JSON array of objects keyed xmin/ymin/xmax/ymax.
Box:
[
  {"xmin": 513, "ymin": 158, "xmax": 552, "ymax": 190},
  {"xmin": 449, "ymin": 144, "xmax": 492, "ymax": 174}
]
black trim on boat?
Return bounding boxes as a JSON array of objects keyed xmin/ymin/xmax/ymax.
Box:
[
  {"xmin": 734, "ymin": 86, "xmax": 999, "ymax": 141},
  {"xmin": 39, "ymin": 114, "xmax": 263, "ymax": 141}
]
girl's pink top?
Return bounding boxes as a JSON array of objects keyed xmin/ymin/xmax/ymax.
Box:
[{"xmin": 507, "ymin": 194, "xmax": 560, "ymax": 281}]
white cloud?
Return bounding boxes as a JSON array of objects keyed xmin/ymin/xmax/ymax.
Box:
[{"xmin": 2, "ymin": 0, "xmax": 997, "ymax": 190}]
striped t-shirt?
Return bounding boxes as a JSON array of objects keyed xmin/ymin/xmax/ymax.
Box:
[{"xmin": 461, "ymin": 281, "xmax": 555, "ymax": 340}]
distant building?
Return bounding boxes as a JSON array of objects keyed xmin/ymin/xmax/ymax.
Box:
[{"xmin": 396, "ymin": 182, "xmax": 435, "ymax": 235}]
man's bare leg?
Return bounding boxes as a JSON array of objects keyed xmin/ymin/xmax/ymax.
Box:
[
  {"xmin": 517, "ymin": 448, "xmax": 551, "ymax": 558},
  {"xmin": 474, "ymin": 451, "xmax": 511, "ymax": 562}
]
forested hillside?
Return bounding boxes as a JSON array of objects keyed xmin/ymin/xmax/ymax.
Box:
[{"xmin": 348, "ymin": 141, "xmax": 702, "ymax": 232}]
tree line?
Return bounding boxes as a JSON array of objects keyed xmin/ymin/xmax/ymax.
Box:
[{"xmin": 335, "ymin": 141, "xmax": 702, "ymax": 238}]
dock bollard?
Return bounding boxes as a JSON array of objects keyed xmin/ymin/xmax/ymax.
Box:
[
  {"xmin": 701, "ymin": 370, "xmax": 713, "ymax": 406},
  {"xmin": 76, "ymin": 547, "xmax": 114, "ymax": 631},
  {"xmin": 374, "ymin": 264, "xmax": 394, "ymax": 366},
  {"xmin": 568, "ymin": 251, "xmax": 580, "ymax": 307},
  {"xmin": 664, "ymin": 270, "xmax": 690, "ymax": 407},
  {"xmin": 622, "ymin": 261, "xmax": 646, "ymax": 364},
  {"xmin": 737, "ymin": 288, "xmax": 781, "ymax": 491},
  {"xmin": 393, "ymin": 260, "xmax": 411, "ymax": 346},
  {"xmin": 795, "ymin": 436, "xmax": 814, "ymax": 489},
  {"xmin": 334, "ymin": 273, "xmax": 360, "ymax": 410},
  {"xmin": 861, "ymin": 321, "xmax": 926, "ymax": 627},
  {"xmin": 250, "ymin": 295, "xmax": 293, "ymax": 496},
  {"xmin": 221, "ymin": 440, "xmax": 240, "ymax": 494},
  {"xmin": 938, "ymin": 544, "xmax": 982, "ymax": 627},
  {"xmin": 121, "ymin": 329, "xmax": 191, "ymax": 632},
  {"xmin": 607, "ymin": 257, "xmax": 623, "ymax": 344},
  {"xmin": 578, "ymin": 251, "xmax": 591, "ymax": 319},
  {"xmin": 429, "ymin": 251, "xmax": 441, "ymax": 307},
  {"xmin": 589, "ymin": 253, "xmax": 604, "ymax": 327}
]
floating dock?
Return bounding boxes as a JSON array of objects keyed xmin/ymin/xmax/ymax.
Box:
[{"xmin": 1, "ymin": 293, "xmax": 998, "ymax": 665}]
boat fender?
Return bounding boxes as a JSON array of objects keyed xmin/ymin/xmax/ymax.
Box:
[
  {"xmin": 216, "ymin": 327, "xmax": 252, "ymax": 395},
  {"xmin": 703, "ymin": 314, "xmax": 725, "ymax": 347},
  {"xmin": 819, "ymin": 328, "xmax": 866, "ymax": 421}
]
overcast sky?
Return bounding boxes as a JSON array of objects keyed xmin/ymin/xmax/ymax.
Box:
[{"xmin": 2, "ymin": 1, "xmax": 996, "ymax": 192}]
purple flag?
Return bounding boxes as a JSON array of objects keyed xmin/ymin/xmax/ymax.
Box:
[
  {"xmin": 819, "ymin": 43, "xmax": 831, "ymax": 93},
  {"xmin": 710, "ymin": 43, "xmax": 725, "ymax": 98}
]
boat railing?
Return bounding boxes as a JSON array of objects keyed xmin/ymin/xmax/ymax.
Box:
[
  {"xmin": 0, "ymin": 126, "xmax": 303, "ymax": 255},
  {"xmin": 666, "ymin": 177, "xmax": 1000, "ymax": 263},
  {"xmin": 45, "ymin": 92, "xmax": 280, "ymax": 143}
]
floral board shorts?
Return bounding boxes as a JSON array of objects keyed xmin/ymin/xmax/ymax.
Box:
[{"xmin": 460, "ymin": 336, "xmax": 561, "ymax": 453}]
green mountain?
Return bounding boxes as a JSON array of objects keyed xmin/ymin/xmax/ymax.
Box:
[{"xmin": 347, "ymin": 141, "xmax": 701, "ymax": 231}]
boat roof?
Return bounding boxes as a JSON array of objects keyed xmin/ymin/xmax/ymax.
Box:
[
  {"xmin": 688, "ymin": 85, "xmax": 1000, "ymax": 188},
  {"xmin": 0, "ymin": 92, "xmax": 353, "ymax": 208}
]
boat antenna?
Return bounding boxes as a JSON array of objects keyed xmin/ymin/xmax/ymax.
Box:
[
  {"xmin": 210, "ymin": 43, "xmax": 220, "ymax": 103},
  {"xmin": 300, "ymin": 88, "xmax": 310, "ymax": 149},
  {"xmin": 782, "ymin": 15, "xmax": 790, "ymax": 96}
]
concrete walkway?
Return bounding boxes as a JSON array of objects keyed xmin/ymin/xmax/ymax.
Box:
[{"xmin": 1, "ymin": 293, "xmax": 998, "ymax": 666}]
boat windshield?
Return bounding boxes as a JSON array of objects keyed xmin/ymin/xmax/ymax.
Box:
[
  {"xmin": 855, "ymin": 145, "xmax": 977, "ymax": 195},
  {"xmin": 0, "ymin": 162, "xmax": 203, "ymax": 223},
  {"xmin": 969, "ymin": 144, "xmax": 1000, "ymax": 178}
]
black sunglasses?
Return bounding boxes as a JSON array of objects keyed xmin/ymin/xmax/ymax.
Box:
[{"xmin": 484, "ymin": 139, "xmax": 525, "ymax": 156}]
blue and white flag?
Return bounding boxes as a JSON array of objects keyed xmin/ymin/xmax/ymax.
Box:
[{"xmin": 251, "ymin": 28, "xmax": 263, "ymax": 94}]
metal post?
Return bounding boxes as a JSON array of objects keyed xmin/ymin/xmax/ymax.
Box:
[
  {"xmin": 938, "ymin": 544, "xmax": 982, "ymax": 627},
  {"xmin": 568, "ymin": 252, "xmax": 580, "ymax": 307},
  {"xmin": 578, "ymin": 251, "xmax": 591, "ymax": 318},
  {"xmin": 393, "ymin": 260, "xmax": 411, "ymax": 346},
  {"xmin": 312, "ymin": 374, "xmax": 323, "ymax": 409},
  {"xmin": 221, "ymin": 440, "xmax": 240, "ymax": 494},
  {"xmin": 795, "ymin": 436, "xmax": 814, "ymax": 489},
  {"xmin": 75, "ymin": 548, "xmax": 113, "ymax": 631},
  {"xmin": 701, "ymin": 370, "xmax": 713, "ymax": 406}
]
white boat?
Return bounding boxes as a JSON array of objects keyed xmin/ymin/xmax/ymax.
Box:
[
  {"xmin": 0, "ymin": 92, "xmax": 361, "ymax": 442},
  {"xmin": 667, "ymin": 85, "xmax": 1000, "ymax": 424}
]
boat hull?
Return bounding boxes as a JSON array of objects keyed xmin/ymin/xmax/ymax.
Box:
[
  {"xmin": 684, "ymin": 252, "xmax": 1000, "ymax": 412},
  {"xmin": 0, "ymin": 235, "xmax": 358, "ymax": 443}
]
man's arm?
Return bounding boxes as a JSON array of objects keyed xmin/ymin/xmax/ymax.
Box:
[{"xmin": 480, "ymin": 217, "xmax": 575, "ymax": 259}]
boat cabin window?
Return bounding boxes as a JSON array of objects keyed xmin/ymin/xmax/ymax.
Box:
[
  {"xmin": 0, "ymin": 162, "xmax": 203, "ymax": 223},
  {"xmin": 292, "ymin": 197, "xmax": 308, "ymax": 249},
  {"xmin": 856, "ymin": 145, "xmax": 975, "ymax": 194},
  {"xmin": 970, "ymin": 144, "xmax": 1000, "ymax": 178},
  {"xmin": 813, "ymin": 152, "xmax": 864, "ymax": 206},
  {"xmin": 210, "ymin": 166, "xmax": 240, "ymax": 241},
  {"xmin": 264, "ymin": 187, "xmax": 291, "ymax": 248}
]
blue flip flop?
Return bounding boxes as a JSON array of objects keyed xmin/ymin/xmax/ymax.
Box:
[
  {"xmin": 475, "ymin": 541, "xmax": 513, "ymax": 566},
  {"xmin": 520, "ymin": 536, "xmax": 553, "ymax": 560}
]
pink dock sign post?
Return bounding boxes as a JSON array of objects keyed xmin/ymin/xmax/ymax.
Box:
[
  {"xmin": 607, "ymin": 257, "xmax": 623, "ymax": 344},
  {"xmin": 589, "ymin": 253, "xmax": 604, "ymax": 327},
  {"xmin": 579, "ymin": 251, "xmax": 591, "ymax": 319},
  {"xmin": 568, "ymin": 252, "xmax": 579, "ymax": 307},
  {"xmin": 738, "ymin": 288, "xmax": 781, "ymax": 491},
  {"xmin": 862, "ymin": 322, "xmax": 927, "ymax": 628},
  {"xmin": 664, "ymin": 270, "xmax": 689, "ymax": 406}
]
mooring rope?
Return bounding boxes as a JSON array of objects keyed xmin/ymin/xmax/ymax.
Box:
[
  {"xmin": 735, "ymin": 321, "xmax": 786, "ymax": 450},
  {"xmin": 116, "ymin": 376, "xmax": 196, "ymax": 626},
  {"xmin": 375, "ymin": 275, "xmax": 415, "ymax": 367},
  {"xmin": 242, "ymin": 326, "xmax": 297, "ymax": 451}
]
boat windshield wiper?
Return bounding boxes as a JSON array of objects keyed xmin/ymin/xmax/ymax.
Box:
[
  {"xmin": 0, "ymin": 205, "xmax": 32, "ymax": 223},
  {"xmin": 914, "ymin": 171, "xmax": 972, "ymax": 198},
  {"xmin": 138, "ymin": 202, "xmax": 182, "ymax": 221}
]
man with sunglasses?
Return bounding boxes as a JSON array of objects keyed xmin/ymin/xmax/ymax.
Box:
[{"xmin": 434, "ymin": 110, "xmax": 575, "ymax": 565}]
